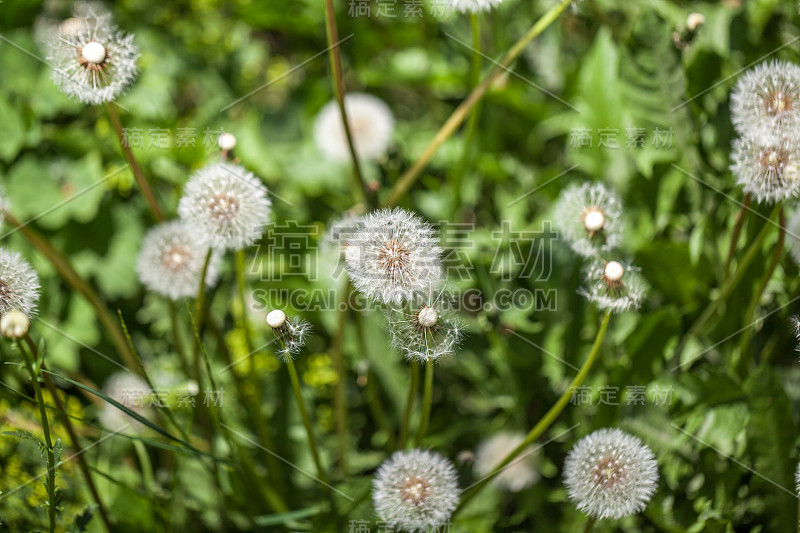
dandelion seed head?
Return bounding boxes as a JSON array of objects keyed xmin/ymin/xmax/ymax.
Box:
[
  {"xmin": 178, "ymin": 162, "xmax": 271, "ymax": 250},
  {"xmin": 267, "ymin": 311, "xmax": 312, "ymax": 362},
  {"xmin": 314, "ymin": 93, "xmax": 394, "ymax": 162},
  {"xmin": 0, "ymin": 249, "xmax": 40, "ymax": 319},
  {"xmin": 345, "ymin": 208, "xmax": 443, "ymax": 305},
  {"xmin": 474, "ymin": 431, "xmax": 539, "ymax": 492},
  {"xmin": 98, "ymin": 372, "xmax": 152, "ymax": 435},
  {"xmin": 448, "ymin": 0, "xmax": 505, "ymax": 14},
  {"xmin": 564, "ymin": 428, "xmax": 659, "ymax": 520},
  {"xmin": 731, "ymin": 60, "xmax": 800, "ymax": 143},
  {"xmin": 136, "ymin": 221, "xmax": 221, "ymax": 301},
  {"xmin": 0, "ymin": 309, "xmax": 30, "ymax": 339},
  {"xmin": 373, "ymin": 449, "xmax": 460, "ymax": 532},
  {"xmin": 266, "ymin": 309, "xmax": 286, "ymax": 328},
  {"xmin": 46, "ymin": 7, "xmax": 139, "ymax": 105},
  {"xmin": 731, "ymin": 135, "xmax": 800, "ymax": 203},
  {"xmin": 579, "ymin": 259, "xmax": 646, "ymax": 313},
  {"xmin": 553, "ymin": 182, "xmax": 624, "ymax": 258},
  {"xmin": 386, "ymin": 289, "xmax": 464, "ymax": 363}
]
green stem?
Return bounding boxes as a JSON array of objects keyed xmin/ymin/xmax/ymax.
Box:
[
  {"xmin": 383, "ymin": 0, "xmax": 573, "ymax": 207},
  {"xmin": 285, "ymin": 358, "xmax": 327, "ymax": 483},
  {"xmin": 167, "ymin": 300, "xmax": 189, "ymax": 377},
  {"xmin": 455, "ymin": 311, "xmax": 612, "ymax": 514},
  {"xmin": 453, "ymin": 13, "xmax": 482, "ymax": 211},
  {"xmin": 414, "ymin": 360, "xmax": 434, "ymax": 447},
  {"xmin": 330, "ymin": 282, "xmax": 350, "ymax": 474},
  {"xmin": 354, "ymin": 310, "xmax": 393, "ymax": 450},
  {"xmin": 191, "ymin": 249, "xmax": 213, "ymax": 385},
  {"xmin": 18, "ymin": 339, "xmax": 57, "ymax": 533},
  {"xmin": 584, "ymin": 516, "xmax": 597, "ymax": 533},
  {"xmin": 722, "ymin": 193, "xmax": 751, "ymax": 280},
  {"xmin": 397, "ymin": 362, "xmax": 420, "ymax": 450}
]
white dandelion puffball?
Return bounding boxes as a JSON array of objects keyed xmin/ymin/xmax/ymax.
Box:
[
  {"xmin": 344, "ymin": 208, "xmax": 443, "ymax": 305},
  {"xmin": 448, "ymin": 0, "xmax": 505, "ymax": 13},
  {"xmin": 98, "ymin": 372, "xmax": 153, "ymax": 435},
  {"xmin": 46, "ymin": 7, "xmax": 139, "ymax": 105},
  {"xmin": 553, "ymin": 182, "xmax": 624, "ymax": 258},
  {"xmin": 386, "ymin": 290, "xmax": 464, "ymax": 363},
  {"xmin": 731, "ymin": 135, "xmax": 800, "ymax": 204},
  {"xmin": 136, "ymin": 221, "xmax": 221, "ymax": 301},
  {"xmin": 266, "ymin": 310, "xmax": 312, "ymax": 362},
  {"xmin": 474, "ymin": 431, "xmax": 539, "ymax": 492},
  {"xmin": 177, "ymin": 162, "xmax": 271, "ymax": 250},
  {"xmin": 564, "ymin": 428, "xmax": 659, "ymax": 520},
  {"xmin": 373, "ymin": 449, "xmax": 460, "ymax": 532},
  {"xmin": 0, "ymin": 248, "xmax": 41, "ymax": 319},
  {"xmin": 313, "ymin": 93, "xmax": 394, "ymax": 162},
  {"xmin": 578, "ymin": 259, "xmax": 646, "ymax": 314},
  {"xmin": 730, "ymin": 60, "xmax": 800, "ymax": 143}
]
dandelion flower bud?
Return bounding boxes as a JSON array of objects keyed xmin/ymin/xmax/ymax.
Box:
[
  {"xmin": 0, "ymin": 248, "xmax": 41, "ymax": 319},
  {"xmin": 553, "ymin": 182, "xmax": 624, "ymax": 258},
  {"xmin": 218, "ymin": 133, "xmax": 237, "ymax": 151},
  {"xmin": 564, "ymin": 428, "xmax": 659, "ymax": 520},
  {"xmin": 474, "ymin": 431, "xmax": 539, "ymax": 492},
  {"xmin": 449, "ymin": 0, "xmax": 505, "ymax": 13},
  {"xmin": 136, "ymin": 221, "xmax": 221, "ymax": 300},
  {"xmin": 579, "ymin": 259, "xmax": 646, "ymax": 313},
  {"xmin": 345, "ymin": 208, "xmax": 443, "ymax": 305},
  {"xmin": 730, "ymin": 134, "xmax": 800, "ymax": 203},
  {"xmin": 266, "ymin": 310, "xmax": 312, "ymax": 362},
  {"xmin": 386, "ymin": 290, "xmax": 464, "ymax": 363},
  {"xmin": 0, "ymin": 310, "xmax": 30, "ymax": 339},
  {"xmin": 314, "ymin": 93, "xmax": 394, "ymax": 162},
  {"xmin": 730, "ymin": 60, "xmax": 800, "ymax": 143},
  {"xmin": 46, "ymin": 7, "xmax": 139, "ymax": 105},
  {"xmin": 98, "ymin": 372, "xmax": 153, "ymax": 435},
  {"xmin": 372, "ymin": 449, "xmax": 460, "ymax": 532},
  {"xmin": 178, "ymin": 162, "xmax": 271, "ymax": 250}
]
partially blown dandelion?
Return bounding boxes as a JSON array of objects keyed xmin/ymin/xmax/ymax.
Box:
[
  {"xmin": 344, "ymin": 208, "xmax": 443, "ymax": 305},
  {"xmin": 373, "ymin": 449, "xmax": 460, "ymax": 532},
  {"xmin": 579, "ymin": 259, "xmax": 646, "ymax": 313},
  {"xmin": 474, "ymin": 431, "xmax": 539, "ymax": 492},
  {"xmin": 136, "ymin": 221, "xmax": 221, "ymax": 300},
  {"xmin": 553, "ymin": 182, "xmax": 624, "ymax": 257},
  {"xmin": 730, "ymin": 60, "xmax": 800, "ymax": 143},
  {"xmin": 314, "ymin": 93, "xmax": 395, "ymax": 162},
  {"xmin": 0, "ymin": 248, "xmax": 41, "ymax": 319},
  {"xmin": 98, "ymin": 372, "xmax": 153, "ymax": 435},
  {"xmin": 266, "ymin": 309, "xmax": 312, "ymax": 361},
  {"xmin": 564, "ymin": 428, "xmax": 659, "ymax": 520},
  {"xmin": 730, "ymin": 134, "xmax": 800, "ymax": 203},
  {"xmin": 46, "ymin": 7, "xmax": 139, "ymax": 105},
  {"xmin": 178, "ymin": 162, "xmax": 271, "ymax": 250},
  {"xmin": 386, "ymin": 290, "xmax": 464, "ymax": 363}
]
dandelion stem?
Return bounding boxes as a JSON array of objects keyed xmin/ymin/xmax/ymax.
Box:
[
  {"xmin": 414, "ymin": 360, "xmax": 435, "ymax": 447},
  {"xmin": 285, "ymin": 358, "xmax": 327, "ymax": 483},
  {"xmin": 455, "ymin": 311, "xmax": 612, "ymax": 514},
  {"xmin": 354, "ymin": 309, "xmax": 394, "ymax": 450},
  {"xmin": 17, "ymin": 338, "xmax": 58, "ymax": 533},
  {"xmin": 191, "ymin": 249, "xmax": 213, "ymax": 384},
  {"xmin": 330, "ymin": 281, "xmax": 350, "ymax": 474},
  {"xmin": 105, "ymin": 102, "xmax": 165, "ymax": 222},
  {"xmin": 722, "ymin": 193, "xmax": 751, "ymax": 280},
  {"xmin": 453, "ymin": 13, "xmax": 482, "ymax": 212},
  {"xmin": 584, "ymin": 516, "xmax": 597, "ymax": 533},
  {"xmin": 398, "ymin": 361, "xmax": 420, "ymax": 450},
  {"xmin": 323, "ymin": 0, "xmax": 377, "ymax": 208},
  {"xmin": 383, "ymin": 0, "xmax": 573, "ymax": 207},
  {"xmin": 167, "ymin": 300, "xmax": 190, "ymax": 376}
]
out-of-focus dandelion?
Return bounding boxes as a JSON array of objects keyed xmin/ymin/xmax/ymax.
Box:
[
  {"xmin": 730, "ymin": 134, "xmax": 800, "ymax": 203},
  {"xmin": 266, "ymin": 309, "xmax": 312, "ymax": 362},
  {"xmin": 314, "ymin": 93, "xmax": 394, "ymax": 162},
  {"xmin": 0, "ymin": 248, "xmax": 41, "ymax": 319},
  {"xmin": 730, "ymin": 60, "xmax": 800, "ymax": 143},
  {"xmin": 553, "ymin": 182, "xmax": 624, "ymax": 258},
  {"xmin": 386, "ymin": 289, "xmax": 464, "ymax": 363},
  {"xmin": 473, "ymin": 431, "xmax": 539, "ymax": 492},
  {"xmin": 578, "ymin": 259, "xmax": 646, "ymax": 313},
  {"xmin": 449, "ymin": 0, "xmax": 505, "ymax": 14},
  {"xmin": 563, "ymin": 428, "xmax": 659, "ymax": 520},
  {"xmin": 98, "ymin": 372, "xmax": 153, "ymax": 435},
  {"xmin": 373, "ymin": 449, "xmax": 460, "ymax": 532}
]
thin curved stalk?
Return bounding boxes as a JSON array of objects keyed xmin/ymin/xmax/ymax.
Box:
[
  {"xmin": 584, "ymin": 516, "xmax": 597, "ymax": 533},
  {"xmin": 414, "ymin": 360, "xmax": 434, "ymax": 447},
  {"xmin": 397, "ymin": 362, "xmax": 420, "ymax": 450},
  {"xmin": 285, "ymin": 358, "xmax": 327, "ymax": 483},
  {"xmin": 722, "ymin": 193, "xmax": 751, "ymax": 280},
  {"xmin": 453, "ymin": 13, "xmax": 482, "ymax": 211},
  {"xmin": 384, "ymin": 0, "xmax": 573, "ymax": 207},
  {"xmin": 455, "ymin": 311, "xmax": 612, "ymax": 514},
  {"xmin": 191, "ymin": 249, "xmax": 213, "ymax": 384}
]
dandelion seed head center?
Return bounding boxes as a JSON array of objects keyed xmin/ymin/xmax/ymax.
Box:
[
  {"xmin": 266, "ymin": 309, "xmax": 286, "ymax": 328},
  {"xmin": 604, "ymin": 261, "xmax": 625, "ymax": 282},
  {"xmin": 0, "ymin": 279, "xmax": 10, "ymax": 300},
  {"xmin": 764, "ymin": 90, "xmax": 793, "ymax": 116},
  {"xmin": 207, "ymin": 192, "xmax": 240, "ymax": 221},
  {"xmin": 377, "ymin": 239, "xmax": 411, "ymax": 279},
  {"xmin": 81, "ymin": 41, "xmax": 106, "ymax": 64},
  {"xmin": 591, "ymin": 455, "xmax": 626, "ymax": 489},
  {"xmin": 417, "ymin": 306, "xmax": 439, "ymax": 328},
  {"xmin": 759, "ymin": 147, "xmax": 789, "ymax": 174},
  {"xmin": 400, "ymin": 475, "xmax": 431, "ymax": 506},
  {"xmin": 582, "ymin": 207, "xmax": 606, "ymax": 233},
  {"xmin": 160, "ymin": 245, "xmax": 191, "ymax": 272}
]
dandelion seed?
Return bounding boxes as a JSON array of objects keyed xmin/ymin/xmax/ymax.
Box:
[
  {"xmin": 474, "ymin": 431, "xmax": 539, "ymax": 492},
  {"xmin": 266, "ymin": 309, "xmax": 312, "ymax": 362},
  {"xmin": 564, "ymin": 428, "xmax": 659, "ymax": 520},
  {"xmin": 314, "ymin": 93, "xmax": 394, "ymax": 162},
  {"xmin": 136, "ymin": 221, "xmax": 221, "ymax": 300},
  {"xmin": 177, "ymin": 162, "xmax": 271, "ymax": 251},
  {"xmin": 578, "ymin": 259, "xmax": 646, "ymax": 313},
  {"xmin": 0, "ymin": 309, "xmax": 30, "ymax": 339},
  {"xmin": 46, "ymin": 6, "xmax": 139, "ymax": 105},
  {"xmin": 344, "ymin": 208, "xmax": 443, "ymax": 305},
  {"xmin": 386, "ymin": 289, "xmax": 464, "ymax": 363},
  {"xmin": 553, "ymin": 182, "xmax": 624, "ymax": 258},
  {"xmin": 0, "ymin": 248, "xmax": 41, "ymax": 319},
  {"xmin": 730, "ymin": 60, "xmax": 800, "ymax": 143},
  {"xmin": 98, "ymin": 372, "xmax": 153, "ymax": 435},
  {"xmin": 373, "ymin": 449, "xmax": 460, "ymax": 532},
  {"xmin": 448, "ymin": 0, "xmax": 505, "ymax": 13},
  {"xmin": 731, "ymin": 134, "xmax": 800, "ymax": 203}
]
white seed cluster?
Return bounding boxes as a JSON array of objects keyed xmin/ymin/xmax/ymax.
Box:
[
  {"xmin": 386, "ymin": 290, "xmax": 464, "ymax": 363},
  {"xmin": 473, "ymin": 431, "xmax": 539, "ymax": 492},
  {"xmin": 267, "ymin": 310, "xmax": 312, "ymax": 362},
  {"xmin": 448, "ymin": 0, "xmax": 506, "ymax": 14},
  {"xmin": 0, "ymin": 248, "xmax": 41, "ymax": 319},
  {"xmin": 0, "ymin": 309, "xmax": 30, "ymax": 339},
  {"xmin": 553, "ymin": 182, "xmax": 624, "ymax": 258},
  {"xmin": 731, "ymin": 60, "xmax": 800, "ymax": 144},
  {"xmin": 578, "ymin": 259, "xmax": 646, "ymax": 314},
  {"xmin": 563, "ymin": 428, "xmax": 659, "ymax": 520},
  {"xmin": 314, "ymin": 92, "xmax": 395, "ymax": 162},
  {"xmin": 373, "ymin": 449, "xmax": 460, "ymax": 532},
  {"xmin": 730, "ymin": 136, "xmax": 800, "ymax": 203}
]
